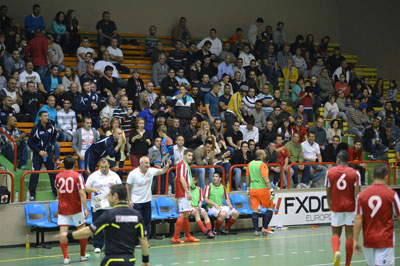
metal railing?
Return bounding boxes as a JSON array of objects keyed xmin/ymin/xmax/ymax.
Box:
[
  {"xmin": 0, "ymin": 171, "xmax": 15, "ymax": 202},
  {"xmin": 0, "ymin": 128, "xmax": 17, "ymax": 171},
  {"xmin": 287, "ymin": 162, "xmax": 336, "ymax": 189}
]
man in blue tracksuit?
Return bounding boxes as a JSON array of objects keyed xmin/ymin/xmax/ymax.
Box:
[
  {"xmin": 84, "ymin": 127, "xmax": 124, "ymax": 174},
  {"xmin": 27, "ymin": 110, "xmax": 57, "ymax": 201},
  {"xmin": 76, "ymin": 81, "xmax": 102, "ymax": 129}
]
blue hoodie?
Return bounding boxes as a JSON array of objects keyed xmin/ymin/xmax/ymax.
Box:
[{"xmin": 35, "ymin": 105, "xmax": 58, "ymax": 127}]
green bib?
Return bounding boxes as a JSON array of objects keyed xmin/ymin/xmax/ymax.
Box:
[
  {"xmin": 207, "ymin": 183, "xmax": 225, "ymax": 208},
  {"xmin": 190, "ymin": 186, "xmax": 201, "ymax": 207},
  {"xmin": 249, "ymin": 160, "xmax": 267, "ymax": 189}
]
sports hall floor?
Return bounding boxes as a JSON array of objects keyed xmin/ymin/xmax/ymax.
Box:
[{"xmin": 1, "ymin": 226, "xmax": 399, "ymax": 266}]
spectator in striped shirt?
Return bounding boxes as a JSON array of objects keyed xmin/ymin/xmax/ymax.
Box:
[
  {"xmin": 112, "ymin": 95, "xmax": 139, "ymax": 138},
  {"xmin": 57, "ymin": 99, "xmax": 77, "ymax": 142}
]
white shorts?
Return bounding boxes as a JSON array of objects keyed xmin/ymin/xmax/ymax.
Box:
[
  {"xmin": 208, "ymin": 206, "xmax": 235, "ymax": 219},
  {"xmin": 364, "ymin": 247, "xmax": 394, "ymax": 266},
  {"xmin": 58, "ymin": 212, "xmax": 85, "ymax": 227},
  {"xmin": 177, "ymin": 198, "xmax": 191, "ymax": 213},
  {"xmin": 331, "ymin": 212, "xmax": 355, "ymax": 227}
]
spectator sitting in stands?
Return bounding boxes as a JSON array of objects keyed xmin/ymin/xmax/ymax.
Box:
[
  {"xmin": 44, "ymin": 65, "xmax": 62, "ymax": 93},
  {"xmin": 193, "ymin": 139, "xmax": 216, "ymax": 188},
  {"xmin": 318, "ymin": 68, "xmax": 334, "ymax": 102},
  {"xmin": 335, "ymin": 73, "xmax": 350, "ymax": 97},
  {"xmin": 168, "ymin": 40, "xmax": 187, "ymax": 71},
  {"xmin": 190, "ymin": 86, "xmax": 205, "ymax": 121},
  {"xmin": 231, "ymin": 71, "xmax": 245, "ymax": 94},
  {"xmin": 323, "ymin": 135, "xmax": 348, "ymax": 169},
  {"xmin": 182, "ymin": 115, "xmax": 203, "ymax": 150},
  {"xmin": 233, "ymin": 58, "xmax": 246, "ymax": 83},
  {"xmin": 98, "ymin": 117, "xmax": 109, "ymax": 139},
  {"xmin": 255, "ymin": 84, "xmax": 275, "ymax": 119},
  {"xmin": 217, "ymin": 54, "xmax": 234, "ymax": 80},
  {"xmin": 145, "ymin": 25, "xmax": 158, "ymax": 55},
  {"xmin": 293, "ymin": 104, "xmax": 309, "ymax": 128},
  {"xmin": 79, "ymin": 63, "xmax": 98, "ymax": 86},
  {"xmin": 150, "ymin": 41, "xmax": 164, "ymax": 65},
  {"xmin": 167, "ymin": 118, "xmax": 181, "ymax": 143},
  {"xmin": 57, "ymin": 99, "xmax": 76, "ymax": 142},
  {"xmin": 77, "ymin": 37, "xmax": 97, "ymax": 63},
  {"xmin": 175, "ymin": 68, "xmax": 191, "ymax": 89},
  {"xmin": 21, "ymin": 81, "xmax": 44, "ymax": 122},
  {"xmin": 24, "ymin": 4, "xmax": 45, "ymax": 40},
  {"xmin": 347, "ymin": 139, "xmax": 367, "ymax": 185},
  {"xmin": 185, "ymin": 42, "xmax": 197, "ymax": 67},
  {"xmin": 19, "ymin": 61, "xmax": 46, "ymax": 93},
  {"xmin": 324, "ymin": 94, "xmax": 347, "ymax": 121},
  {"xmin": 291, "ymin": 116, "xmax": 307, "ymax": 144},
  {"xmin": 126, "ymin": 70, "xmax": 144, "ymax": 104},
  {"xmin": 76, "ymin": 81, "xmax": 101, "ymax": 128},
  {"xmin": 172, "ymin": 17, "xmax": 192, "ymax": 47},
  {"xmin": 364, "ymin": 116, "xmax": 389, "ymax": 161},
  {"xmin": 196, "ymin": 73, "xmax": 213, "ymax": 100},
  {"xmin": 239, "ymin": 115, "xmax": 259, "ymax": 143},
  {"xmin": 197, "ymin": 28, "xmax": 222, "ymax": 57},
  {"xmin": 4, "ymin": 49, "xmax": 25, "ymax": 77},
  {"xmin": 327, "ymin": 119, "xmax": 342, "ymax": 143},
  {"xmin": 385, "ymin": 80, "xmax": 398, "ymax": 109},
  {"xmin": 161, "ymin": 68, "xmax": 179, "ymax": 99},
  {"xmin": 47, "ymin": 34, "xmax": 64, "ymax": 72},
  {"xmin": 279, "ymin": 100, "xmax": 293, "ymax": 122},
  {"xmin": 292, "ymin": 47, "xmax": 309, "ymax": 79},
  {"xmin": 259, "ymin": 120, "xmax": 277, "ymax": 149},
  {"xmin": 0, "ymin": 78, "xmax": 23, "ymax": 119},
  {"xmin": 230, "ymin": 141, "xmax": 253, "ymax": 190},
  {"xmin": 282, "ymin": 58, "xmax": 298, "ymax": 99},
  {"xmin": 98, "ymin": 65, "xmax": 119, "ymax": 97},
  {"xmin": 326, "ymin": 47, "xmax": 345, "ymax": 75},
  {"xmin": 332, "ymin": 60, "xmax": 350, "ymax": 83},
  {"xmin": 218, "ymin": 84, "xmax": 232, "ymax": 121},
  {"xmin": 113, "ymin": 95, "xmax": 137, "ymax": 137},
  {"xmin": 227, "ymin": 27, "xmax": 243, "ymax": 56},
  {"xmin": 224, "ymin": 121, "xmax": 243, "ymax": 156},
  {"xmin": 277, "ymin": 44, "xmax": 292, "ymax": 70},
  {"xmin": 107, "ymin": 37, "xmax": 129, "ymax": 74},
  {"xmin": 49, "ymin": 11, "xmax": 69, "ymax": 48},
  {"xmin": 0, "ymin": 116, "xmax": 28, "ymax": 169},
  {"xmin": 277, "ymin": 118, "xmax": 293, "ymax": 142},
  {"xmin": 261, "ymin": 44, "xmax": 281, "ymax": 89},
  {"xmin": 152, "ymin": 53, "xmax": 169, "ymax": 88},
  {"xmin": 219, "ymin": 42, "xmax": 236, "ymax": 64},
  {"xmin": 245, "ymin": 59, "xmax": 263, "ymax": 81},
  {"xmin": 99, "ymin": 95, "xmax": 116, "ymax": 121},
  {"xmin": 238, "ymin": 44, "xmax": 256, "ymax": 68},
  {"xmin": 148, "ymin": 137, "xmax": 162, "ymax": 168},
  {"xmin": 0, "ymin": 96, "xmax": 16, "ymax": 125},
  {"xmin": 285, "ymin": 132, "xmax": 311, "ymax": 188},
  {"xmin": 204, "ymin": 83, "xmax": 221, "ymax": 125},
  {"xmin": 245, "ymin": 70, "xmax": 261, "ymax": 93},
  {"xmin": 96, "ymin": 11, "xmax": 120, "ymax": 46},
  {"xmin": 311, "ymin": 57, "xmax": 324, "ymax": 77},
  {"xmin": 265, "ymin": 140, "xmax": 283, "ymax": 187},
  {"xmin": 301, "ymin": 131, "xmax": 327, "ymax": 187},
  {"xmin": 62, "ymin": 82, "xmax": 79, "ymax": 107},
  {"xmin": 200, "ymin": 56, "xmax": 218, "ymax": 83},
  {"xmin": 377, "ymin": 101, "xmax": 392, "ymax": 122},
  {"xmin": 195, "ymin": 40, "xmax": 212, "ymax": 64},
  {"xmin": 211, "ymin": 118, "xmax": 224, "ymax": 140},
  {"xmin": 77, "ymin": 52, "xmax": 92, "ymax": 76},
  {"xmin": 242, "ymin": 87, "xmax": 257, "ymax": 113},
  {"xmin": 273, "ymin": 21, "xmax": 286, "ymax": 50},
  {"xmin": 140, "ymin": 81, "xmax": 157, "ymax": 109},
  {"xmin": 63, "ymin": 67, "xmax": 82, "ymax": 92},
  {"xmin": 248, "ymin": 17, "xmax": 264, "ymax": 51},
  {"xmin": 137, "ymin": 103, "xmax": 160, "ymax": 140}
]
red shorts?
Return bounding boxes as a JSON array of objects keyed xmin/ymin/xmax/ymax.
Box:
[{"xmin": 250, "ymin": 188, "xmax": 273, "ymax": 210}]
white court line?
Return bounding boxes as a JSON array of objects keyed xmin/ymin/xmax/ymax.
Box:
[
  {"xmin": 233, "ymin": 257, "xmax": 240, "ymax": 260},
  {"xmin": 291, "ymin": 252, "xmax": 298, "ymax": 254},
  {"xmin": 248, "ymin": 256, "xmax": 255, "ymax": 258},
  {"xmin": 307, "ymin": 256, "xmax": 400, "ymax": 266},
  {"xmin": 218, "ymin": 259, "xmax": 226, "ymax": 261},
  {"xmin": 304, "ymin": 250, "xmax": 311, "ymax": 253},
  {"xmin": 262, "ymin": 254, "xmax": 270, "ymax": 256},
  {"xmin": 276, "ymin": 253, "xmax": 284, "ymax": 255},
  {"xmin": 202, "ymin": 260, "xmax": 210, "ymax": 263}
]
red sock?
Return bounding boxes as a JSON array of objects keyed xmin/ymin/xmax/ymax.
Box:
[
  {"xmin": 345, "ymin": 238, "xmax": 353, "ymax": 266},
  {"xmin": 60, "ymin": 241, "xmax": 68, "ymax": 259},
  {"xmin": 79, "ymin": 238, "xmax": 87, "ymax": 256},
  {"xmin": 183, "ymin": 217, "xmax": 191, "ymax": 237},
  {"xmin": 173, "ymin": 216, "xmax": 184, "ymax": 238},
  {"xmin": 214, "ymin": 219, "xmax": 223, "ymax": 230},
  {"xmin": 224, "ymin": 218, "xmax": 237, "ymax": 230},
  {"xmin": 197, "ymin": 220, "xmax": 206, "ymax": 232},
  {"xmin": 206, "ymin": 222, "xmax": 212, "ymax": 229},
  {"xmin": 331, "ymin": 234, "xmax": 341, "ymax": 254}
]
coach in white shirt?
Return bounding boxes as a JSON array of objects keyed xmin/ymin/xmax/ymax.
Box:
[
  {"xmin": 126, "ymin": 156, "xmax": 171, "ymax": 239},
  {"xmin": 301, "ymin": 131, "xmax": 327, "ymax": 187},
  {"xmin": 85, "ymin": 158, "xmax": 121, "ymax": 253}
]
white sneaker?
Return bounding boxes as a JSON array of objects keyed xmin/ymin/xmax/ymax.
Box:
[
  {"xmin": 80, "ymin": 254, "xmax": 89, "ymax": 261},
  {"xmin": 64, "ymin": 258, "xmax": 71, "ymax": 265},
  {"xmin": 296, "ymin": 184, "xmax": 302, "ymax": 189},
  {"xmin": 94, "ymin": 248, "xmax": 101, "ymax": 253}
]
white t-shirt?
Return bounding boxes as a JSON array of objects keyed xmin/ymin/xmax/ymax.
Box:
[
  {"xmin": 94, "ymin": 60, "xmax": 119, "ymax": 78},
  {"xmin": 81, "ymin": 128, "xmax": 94, "ymax": 155},
  {"xmin": 107, "ymin": 47, "xmax": 123, "ymax": 64},
  {"xmin": 77, "ymin": 46, "xmax": 95, "ymax": 62},
  {"xmin": 301, "ymin": 140, "xmax": 321, "ymax": 161},
  {"xmin": 173, "ymin": 145, "xmax": 187, "ymax": 165},
  {"xmin": 2, "ymin": 88, "xmax": 20, "ymax": 113},
  {"xmin": 126, "ymin": 168, "xmax": 159, "ymax": 204},
  {"xmin": 19, "ymin": 71, "xmax": 41, "ymax": 88},
  {"xmin": 86, "ymin": 170, "xmax": 122, "ymax": 211}
]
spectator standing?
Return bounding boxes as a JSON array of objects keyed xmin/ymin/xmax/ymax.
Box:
[
  {"xmin": 137, "ymin": 103, "xmax": 160, "ymax": 140},
  {"xmin": 25, "ymin": 28, "xmax": 49, "ymax": 80},
  {"xmin": 172, "ymin": 17, "xmax": 192, "ymax": 47},
  {"xmin": 24, "ymin": 4, "xmax": 45, "ymax": 40},
  {"xmin": 273, "ymin": 21, "xmax": 286, "ymax": 50},
  {"xmin": 248, "ymin": 17, "xmax": 264, "ymax": 50},
  {"xmin": 145, "ymin": 25, "xmax": 158, "ymax": 55},
  {"xmin": 76, "ymin": 81, "xmax": 101, "ymax": 128},
  {"xmin": 113, "ymin": 95, "xmax": 137, "ymax": 137},
  {"xmin": 57, "ymin": 99, "xmax": 76, "ymax": 142}
]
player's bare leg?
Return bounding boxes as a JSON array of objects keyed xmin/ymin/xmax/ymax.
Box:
[
  {"xmin": 76, "ymin": 223, "xmax": 88, "ymax": 261},
  {"xmin": 192, "ymin": 208, "xmax": 209, "ymax": 235},
  {"xmin": 261, "ymin": 208, "xmax": 274, "ymax": 234},
  {"xmin": 344, "ymin": 226, "xmax": 353, "ymax": 266},
  {"xmin": 200, "ymin": 209, "xmax": 215, "ymax": 238},
  {"xmin": 222, "ymin": 209, "xmax": 239, "ymax": 234},
  {"xmin": 214, "ymin": 210, "xmax": 227, "ymax": 233},
  {"xmin": 59, "ymin": 225, "xmax": 70, "ymax": 264},
  {"xmin": 332, "ymin": 226, "xmax": 343, "ymax": 266},
  {"xmin": 252, "ymin": 209, "xmax": 261, "ymax": 236}
]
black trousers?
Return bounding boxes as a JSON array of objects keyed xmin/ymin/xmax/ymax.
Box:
[{"xmin": 101, "ymin": 254, "xmax": 136, "ymax": 266}]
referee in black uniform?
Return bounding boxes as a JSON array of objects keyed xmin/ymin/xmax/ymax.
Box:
[{"xmin": 56, "ymin": 184, "xmax": 150, "ymax": 266}]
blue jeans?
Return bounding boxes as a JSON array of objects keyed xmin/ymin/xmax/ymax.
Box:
[
  {"xmin": 216, "ymin": 162, "xmax": 231, "ymax": 184},
  {"xmin": 370, "ymin": 140, "xmax": 389, "ymax": 158},
  {"xmin": 133, "ymin": 201, "xmax": 151, "ymax": 240},
  {"xmin": 191, "ymin": 167, "xmax": 215, "ymax": 189},
  {"xmin": 57, "ymin": 131, "xmax": 73, "ymax": 142},
  {"xmin": 1, "ymin": 141, "xmax": 28, "ymax": 168},
  {"xmin": 288, "ymin": 164, "xmax": 311, "ymax": 186},
  {"xmin": 348, "ymin": 126, "xmax": 365, "ymax": 138},
  {"xmin": 309, "ymin": 164, "xmax": 327, "ymax": 184},
  {"xmin": 262, "ymin": 65, "xmax": 281, "ymax": 89},
  {"xmin": 35, "ymin": 66, "xmax": 48, "ymax": 81},
  {"xmin": 233, "ymin": 168, "xmax": 243, "ymax": 190}
]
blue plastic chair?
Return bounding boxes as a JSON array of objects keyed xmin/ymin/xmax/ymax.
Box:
[
  {"xmin": 230, "ymin": 194, "xmax": 253, "ymax": 215},
  {"xmin": 49, "ymin": 201, "xmax": 59, "ymax": 224},
  {"xmin": 24, "ymin": 203, "xmax": 57, "ymax": 228},
  {"xmin": 155, "ymin": 197, "xmax": 179, "ymax": 218},
  {"xmin": 151, "ymin": 199, "xmax": 168, "ymax": 220}
]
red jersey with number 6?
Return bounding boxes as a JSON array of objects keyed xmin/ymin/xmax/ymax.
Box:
[
  {"xmin": 356, "ymin": 183, "xmax": 400, "ymax": 248},
  {"xmin": 325, "ymin": 165, "xmax": 361, "ymax": 212},
  {"xmin": 55, "ymin": 170, "xmax": 86, "ymax": 215}
]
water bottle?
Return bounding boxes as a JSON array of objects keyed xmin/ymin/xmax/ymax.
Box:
[
  {"xmin": 226, "ymin": 182, "xmax": 231, "ymax": 192},
  {"xmin": 242, "ymin": 182, "xmax": 246, "ymax": 192},
  {"xmin": 26, "ymin": 234, "xmax": 30, "ymax": 249},
  {"xmin": 43, "ymin": 156, "xmax": 47, "ymax": 162},
  {"xmin": 168, "ymin": 185, "xmax": 172, "ymax": 195},
  {"xmin": 26, "ymin": 190, "xmax": 30, "ymax": 201},
  {"xmin": 15, "ymin": 191, "xmax": 19, "ymax": 203}
]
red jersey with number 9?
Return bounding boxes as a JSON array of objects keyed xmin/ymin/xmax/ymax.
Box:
[
  {"xmin": 55, "ymin": 170, "xmax": 86, "ymax": 215},
  {"xmin": 325, "ymin": 165, "xmax": 361, "ymax": 212},
  {"xmin": 356, "ymin": 183, "xmax": 400, "ymax": 248}
]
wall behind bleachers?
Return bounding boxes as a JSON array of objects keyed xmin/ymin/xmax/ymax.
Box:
[{"xmin": 4, "ymin": 0, "xmax": 398, "ymax": 78}]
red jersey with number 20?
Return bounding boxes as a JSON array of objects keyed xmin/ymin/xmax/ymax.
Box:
[
  {"xmin": 356, "ymin": 183, "xmax": 400, "ymax": 248},
  {"xmin": 175, "ymin": 160, "xmax": 193, "ymax": 198},
  {"xmin": 55, "ymin": 170, "xmax": 86, "ymax": 215},
  {"xmin": 325, "ymin": 165, "xmax": 361, "ymax": 212}
]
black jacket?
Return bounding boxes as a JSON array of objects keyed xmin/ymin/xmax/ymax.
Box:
[{"xmin": 364, "ymin": 126, "xmax": 389, "ymax": 151}]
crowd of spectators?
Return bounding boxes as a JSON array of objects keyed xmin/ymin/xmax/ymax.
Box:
[{"xmin": 0, "ymin": 6, "xmax": 399, "ymax": 194}]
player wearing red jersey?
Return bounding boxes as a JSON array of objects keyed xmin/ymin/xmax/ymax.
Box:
[
  {"xmin": 171, "ymin": 149, "xmax": 200, "ymax": 244},
  {"xmin": 354, "ymin": 165, "xmax": 400, "ymax": 266},
  {"xmin": 325, "ymin": 150, "xmax": 360, "ymax": 266},
  {"xmin": 55, "ymin": 155, "xmax": 89, "ymax": 265}
]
